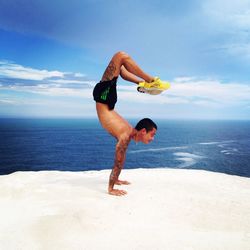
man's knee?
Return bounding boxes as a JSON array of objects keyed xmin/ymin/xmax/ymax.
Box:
[{"xmin": 113, "ymin": 51, "xmax": 130, "ymax": 62}]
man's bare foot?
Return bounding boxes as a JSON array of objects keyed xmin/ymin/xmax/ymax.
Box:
[
  {"xmin": 115, "ymin": 180, "xmax": 131, "ymax": 185},
  {"xmin": 108, "ymin": 189, "xmax": 127, "ymax": 196}
]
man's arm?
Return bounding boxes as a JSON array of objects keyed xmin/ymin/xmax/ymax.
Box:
[{"xmin": 108, "ymin": 136, "xmax": 130, "ymax": 196}]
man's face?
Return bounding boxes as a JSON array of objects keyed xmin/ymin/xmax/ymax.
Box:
[{"xmin": 141, "ymin": 128, "xmax": 157, "ymax": 144}]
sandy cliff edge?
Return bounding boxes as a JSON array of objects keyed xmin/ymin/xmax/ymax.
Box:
[{"xmin": 0, "ymin": 168, "xmax": 249, "ymax": 250}]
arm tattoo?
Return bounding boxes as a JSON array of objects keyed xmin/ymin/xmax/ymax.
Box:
[
  {"xmin": 102, "ymin": 61, "xmax": 117, "ymax": 81},
  {"xmin": 109, "ymin": 138, "xmax": 129, "ymax": 189}
]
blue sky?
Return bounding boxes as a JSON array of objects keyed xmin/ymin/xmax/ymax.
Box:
[{"xmin": 0, "ymin": 0, "xmax": 250, "ymax": 119}]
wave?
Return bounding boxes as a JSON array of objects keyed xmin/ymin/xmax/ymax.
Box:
[
  {"xmin": 128, "ymin": 146, "xmax": 188, "ymax": 154},
  {"xmin": 174, "ymin": 152, "xmax": 204, "ymax": 168},
  {"xmin": 199, "ymin": 140, "xmax": 239, "ymax": 155},
  {"xmin": 175, "ymin": 157, "xmax": 196, "ymax": 168},
  {"xmin": 220, "ymin": 148, "xmax": 238, "ymax": 155},
  {"xmin": 198, "ymin": 140, "xmax": 235, "ymax": 145},
  {"xmin": 198, "ymin": 141, "xmax": 220, "ymax": 145},
  {"xmin": 173, "ymin": 152, "xmax": 204, "ymax": 159}
]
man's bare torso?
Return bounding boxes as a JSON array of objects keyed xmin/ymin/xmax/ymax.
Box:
[{"xmin": 96, "ymin": 103, "xmax": 133, "ymax": 140}]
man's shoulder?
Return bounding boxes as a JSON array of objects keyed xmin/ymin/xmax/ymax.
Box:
[{"xmin": 118, "ymin": 130, "xmax": 132, "ymax": 143}]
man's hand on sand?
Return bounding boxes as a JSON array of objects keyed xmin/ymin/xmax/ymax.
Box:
[
  {"xmin": 109, "ymin": 189, "xmax": 127, "ymax": 196},
  {"xmin": 115, "ymin": 180, "xmax": 131, "ymax": 185}
]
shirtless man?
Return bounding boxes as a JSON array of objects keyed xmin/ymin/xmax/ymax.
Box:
[{"xmin": 93, "ymin": 51, "xmax": 160, "ymax": 196}]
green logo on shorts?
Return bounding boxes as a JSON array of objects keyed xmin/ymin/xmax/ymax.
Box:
[{"xmin": 100, "ymin": 87, "xmax": 110, "ymax": 101}]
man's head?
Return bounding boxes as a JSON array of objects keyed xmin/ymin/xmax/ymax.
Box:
[{"xmin": 135, "ymin": 118, "xmax": 157, "ymax": 144}]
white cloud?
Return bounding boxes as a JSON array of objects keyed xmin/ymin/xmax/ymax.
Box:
[
  {"xmin": 0, "ymin": 99, "xmax": 18, "ymax": 104},
  {"xmin": 118, "ymin": 77, "xmax": 250, "ymax": 109},
  {"xmin": 74, "ymin": 73, "xmax": 86, "ymax": 77},
  {"xmin": 0, "ymin": 60, "xmax": 249, "ymax": 110},
  {"xmin": 1, "ymin": 74, "xmax": 250, "ymax": 109},
  {"xmin": 122, "ymin": 78, "xmax": 248, "ymax": 107},
  {"xmin": 118, "ymin": 86, "xmax": 188, "ymax": 105},
  {"xmin": 0, "ymin": 61, "xmax": 93, "ymax": 95},
  {"xmin": 0, "ymin": 61, "xmax": 64, "ymax": 80},
  {"xmin": 171, "ymin": 77, "xmax": 250, "ymax": 107},
  {"xmin": 2, "ymin": 84, "xmax": 93, "ymax": 98},
  {"xmin": 174, "ymin": 77, "xmax": 196, "ymax": 83},
  {"xmin": 48, "ymin": 79, "xmax": 95, "ymax": 86}
]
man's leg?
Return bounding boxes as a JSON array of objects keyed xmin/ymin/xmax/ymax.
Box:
[
  {"xmin": 101, "ymin": 51, "xmax": 154, "ymax": 83},
  {"xmin": 120, "ymin": 66, "xmax": 141, "ymax": 84}
]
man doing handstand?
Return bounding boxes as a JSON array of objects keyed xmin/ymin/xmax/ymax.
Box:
[{"xmin": 93, "ymin": 51, "xmax": 168, "ymax": 196}]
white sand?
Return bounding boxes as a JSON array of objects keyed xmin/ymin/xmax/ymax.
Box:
[{"xmin": 0, "ymin": 168, "xmax": 250, "ymax": 250}]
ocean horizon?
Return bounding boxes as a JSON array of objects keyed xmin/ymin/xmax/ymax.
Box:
[{"xmin": 0, "ymin": 118, "xmax": 250, "ymax": 177}]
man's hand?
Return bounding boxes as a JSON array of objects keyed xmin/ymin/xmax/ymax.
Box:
[{"xmin": 108, "ymin": 188, "xmax": 127, "ymax": 196}]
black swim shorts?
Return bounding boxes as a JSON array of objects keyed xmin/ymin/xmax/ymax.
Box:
[{"xmin": 93, "ymin": 77, "xmax": 118, "ymax": 110}]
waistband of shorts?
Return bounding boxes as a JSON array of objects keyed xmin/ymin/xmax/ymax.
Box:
[{"xmin": 99, "ymin": 76, "xmax": 118, "ymax": 84}]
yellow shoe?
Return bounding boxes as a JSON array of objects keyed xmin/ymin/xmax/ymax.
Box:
[
  {"xmin": 153, "ymin": 77, "xmax": 171, "ymax": 89},
  {"xmin": 138, "ymin": 77, "xmax": 170, "ymax": 95}
]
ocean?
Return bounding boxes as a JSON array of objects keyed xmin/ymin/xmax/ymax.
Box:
[{"xmin": 0, "ymin": 118, "xmax": 250, "ymax": 177}]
